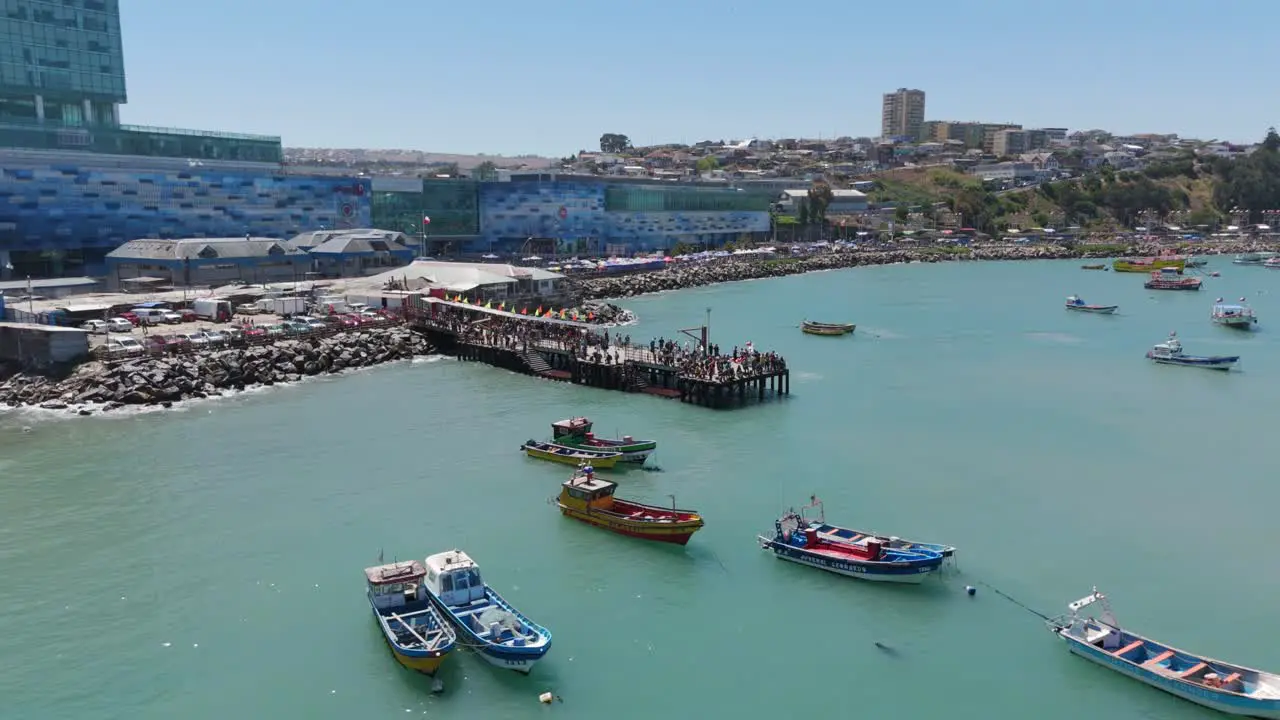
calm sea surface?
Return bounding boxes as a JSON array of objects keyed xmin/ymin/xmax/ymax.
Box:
[{"xmin": 3, "ymin": 258, "xmax": 1278, "ymax": 720}]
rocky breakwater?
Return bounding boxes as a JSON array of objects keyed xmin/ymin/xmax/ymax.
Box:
[
  {"xmin": 572, "ymin": 245, "xmax": 1086, "ymax": 300},
  {"xmin": 0, "ymin": 326, "xmax": 434, "ymax": 414}
]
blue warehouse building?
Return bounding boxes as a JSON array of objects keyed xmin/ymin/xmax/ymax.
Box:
[{"xmin": 0, "ymin": 2, "xmax": 770, "ymax": 279}]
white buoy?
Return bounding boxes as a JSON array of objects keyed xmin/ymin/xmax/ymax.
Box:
[{"xmin": 539, "ymin": 692, "xmax": 554, "ymax": 704}]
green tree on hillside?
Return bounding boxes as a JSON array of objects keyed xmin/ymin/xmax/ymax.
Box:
[
  {"xmin": 695, "ymin": 156, "xmax": 719, "ymax": 173},
  {"xmin": 807, "ymin": 182, "xmax": 834, "ymax": 225},
  {"xmin": 1210, "ymin": 128, "xmax": 1280, "ymax": 222},
  {"xmin": 599, "ymin": 133, "xmax": 631, "ymax": 153}
]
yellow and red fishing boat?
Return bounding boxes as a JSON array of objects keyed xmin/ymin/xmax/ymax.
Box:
[
  {"xmin": 1113, "ymin": 257, "xmax": 1185, "ymax": 273},
  {"xmin": 554, "ymin": 466, "xmax": 704, "ymax": 545}
]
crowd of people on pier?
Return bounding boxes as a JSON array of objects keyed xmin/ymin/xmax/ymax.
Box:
[{"xmin": 418, "ymin": 304, "xmax": 785, "ymax": 381}]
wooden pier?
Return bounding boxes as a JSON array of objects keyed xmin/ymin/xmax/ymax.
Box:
[{"xmin": 406, "ymin": 301, "xmax": 788, "ymax": 410}]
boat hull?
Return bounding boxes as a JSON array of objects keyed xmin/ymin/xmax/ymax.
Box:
[
  {"xmin": 802, "ymin": 322, "xmax": 855, "ymax": 336},
  {"xmin": 369, "ymin": 605, "xmax": 453, "ymax": 675},
  {"xmin": 1058, "ymin": 634, "xmax": 1280, "ymax": 718},
  {"xmin": 1145, "ymin": 282, "xmax": 1201, "ymax": 291},
  {"xmin": 758, "ymin": 537, "xmax": 941, "ymax": 583},
  {"xmin": 1147, "ymin": 353, "xmax": 1238, "ymax": 370},
  {"xmin": 426, "ymin": 592, "xmax": 550, "ymax": 675},
  {"xmin": 1115, "ymin": 259, "xmax": 1185, "ymax": 273},
  {"xmin": 558, "ymin": 505, "xmax": 702, "ymax": 545},
  {"xmin": 1066, "ymin": 305, "xmax": 1118, "ymax": 314},
  {"xmin": 557, "ymin": 438, "xmax": 656, "ymax": 463},
  {"xmin": 1213, "ymin": 317, "xmax": 1256, "ymax": 329},
  {"xmin": 522, "ymin": 442, "xmax": 621, "ymax": 468}
]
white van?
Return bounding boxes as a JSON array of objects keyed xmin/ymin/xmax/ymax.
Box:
[{"xmin": 132, "ymin": 308, "xmax": 171, "ymax": 325}]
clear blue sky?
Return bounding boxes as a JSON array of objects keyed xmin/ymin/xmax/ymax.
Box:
[{"xmin": 120, "ymin": 0, "xmax": 1273, "ymax": 155}]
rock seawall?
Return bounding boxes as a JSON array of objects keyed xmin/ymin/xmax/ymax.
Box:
[
  {"xmin": 0, "ymin": 326, "xmax": 434, "ymax": 414},
  {"xmin": 571, "ymin": 242, "xmax": 1280, "ymax": 301}
]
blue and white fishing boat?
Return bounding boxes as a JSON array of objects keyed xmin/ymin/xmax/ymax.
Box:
[
  {"xmin": 364, "ymin": 560, "xmax": 456, "ymax": 675},
  {"xmin": 757, "ymin": 497, "xmax": 947, "ymax": 584},
  {"xmin": 1048, "ymin": 588, "xmax": 1280, "ymax": 718},
  {"xmin": 422, "ymin": 550, "xmax": 551, "ymax": 674},
  {"xmin": 1146, "ymin": 331, "xmax": 1239, "ymax": 370},
  {"xmin": 1233, "ymin": 251, "xmax": 1277, "ymax": 265},
  {"xmin": 1065, "ymin": 295, "xmax": 1119, "ymax": 314},
  {"xmin": 1212, "ymin": 298, "xmax": 1258, "ymax": 329}
]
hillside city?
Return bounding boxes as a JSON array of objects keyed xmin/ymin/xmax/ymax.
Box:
[{"xmin": 283, "ymin": 87, "xmax": 1276, "ymax": 240}]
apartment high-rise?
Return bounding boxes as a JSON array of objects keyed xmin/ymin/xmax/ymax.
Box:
[
  {"xmin": 881, "ymin": 88, "xmax": 926, "ymax": 140},
  {"xmin": 0, "ymin": 0, "xmax": 127, "ymax": 126}
]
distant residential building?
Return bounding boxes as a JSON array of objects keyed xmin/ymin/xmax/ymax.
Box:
[
  {"xmin": 982, "ymin": 124, "xmax": 1023, "ymax": 153},
  {"xmin": 919, "ymin": 120, "xmax": 947, "ymax": 143},
  {"xmin": 968, "ymin": 162, "xmax": 1038, "ymax": 181},
  {"xmin": 1038, "ymin": 128, "xmax": 1069, "ymax": 143},
  {"xmin": 881, "ymin": 88, "xmax": 926, "ymax": 140},
  {"xmin": 1019, "ymin": 153, "xmax": 1060, "ymax": 173},
  {"xmin": 993, "ymin": 130, "xmax": 1029, "ymax": 157},
  {"xmin": 778, "ymin": 188, "xmax": 868, "ymax": 216}
]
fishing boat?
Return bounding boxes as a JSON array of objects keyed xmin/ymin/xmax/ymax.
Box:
[
  {"xmin": 1184, "ymin": 257, "xmax": 1208, "ymax": 268},
  {"xmin": 1047, "ymin": 588, "xmax": 1280, "ymax": 718},
  {"xmin": 1233, "ymin": 251, "xmax": 1277, "ymax": 265},
  {"xmin": 1114, "ymin": 257, "xmax": 1185, "ymax": 273},
  {"xmin": 1080, "ymin": 264, "xmax": 1107, "ymax": 270},
  {"xmin": 1212, "ymin": 298, "xmax": 1257, "ymax": 329},
  {"xmin": 521, "ymin": 439, "xmax": 621, "ymax": 468},
  {"xmin": 549, "ymin": 417, "xmax": 656, "ymax": 464},
  {"xmin": 422, "ymin": 550, "xmax": 552, "ymax": 674},
  {"xmin": 555, "ymin": 465, "xmax": 704, "ymax": 545},
  {"xmin": 364, "ymin": 560, "xmax": 457, "ymax": 675},
  {"xmin": 756, "ymin": 497, "xmax": 946, "ymax": 584},
  {"xmin": 1146, "ymin": 331, "xmax": 1238, "ymax": 370},
  {"xmin": 1065, "ymin": 295, "xmax": 1118, "ymax": 314},
  {"xmin": 1144, "ymin": 267, "xmax": 1202, "ymax": 291},
  {"xmin": 1265, "ymin": 257, "xmax": 1280, "ymax": 269},
  {"xmin": 801, "ymin": 320, "xmax": 856, "ymax": 336}
]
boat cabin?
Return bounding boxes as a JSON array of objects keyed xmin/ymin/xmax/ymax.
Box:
[
  {"xmin": 558, "ymin": 467, "xmax": 617, "ymax": 511},
  {"xmin": 365, "ymin": 560, "xmax": 428, "ymax": 610},
  {"xmin": 424, "ymin": 550, "xmax": 486, "ymax": 608},
  {"xmin": 1067, "ymin": 295, "xmax": 1085, "ymax": 306},
  {"xmin": 552, "ymin": 417, "xmax": 593, "ymax": 439}
]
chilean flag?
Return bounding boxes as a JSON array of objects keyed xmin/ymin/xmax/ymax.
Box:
[{"xmin": 422, "ymin": 216, "xmax": 431, "ymax": 225}]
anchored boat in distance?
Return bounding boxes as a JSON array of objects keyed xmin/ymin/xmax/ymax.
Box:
[{"xmin": 1146, "ymin": 332, "xmax": 1238, "ymax": 371}]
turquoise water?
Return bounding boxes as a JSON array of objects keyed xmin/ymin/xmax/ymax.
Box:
[{"xmin": 3, "ymin": 258, "xmax": 1278, "ymax": 719}]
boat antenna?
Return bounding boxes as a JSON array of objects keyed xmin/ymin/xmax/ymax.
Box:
[{"xmin": 667, "ymin": 493, "xmax": 676, "ymax": 510}]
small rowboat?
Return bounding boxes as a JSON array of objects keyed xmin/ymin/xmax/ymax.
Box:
[
  {"xmin": 521, "ymin": 439, "xmax": 621, "ymax": 468},
  {"xmin": 1048, "ymin": 588, "xmax": 1280, "ymax": 718},
  {"xmin": 1065, "ymin": 295, "xmax": 1118, "ymax": 314},
  {"xmin": 555, "ymin": 465, "xmax": 703, "ymax": 545},
  {"xmin": 1145, "ymin": 267, "xmax": 1202, "ymax": 291},
  {"xmin": 1080, "ymin": 264, "xmax": 1107, "ymax": 270},
  {"xmin": 801, "ymin": 320, "xmax": 855, "ymax": 336}
]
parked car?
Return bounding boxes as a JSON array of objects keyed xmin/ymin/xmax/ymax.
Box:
[
  {"xmin": 261, "ymin": 324, "xmax": 287, "ymax": 337},
  {"xmin": 106, "ymin": 317, "xmax": 134, "ymax": 333},
  {"xmin": 178, "ymin": 309, "xmax": 198, "ymax": 322},
  {"xmin": 238, "ymin": 325, "xmax": 266, "ymax": 338},
  {"xmin": 222, "ymin": 326, "xmax": 244, "ymax": 342},
  {"xmin": 298, "ymin": 317, "xmax": 328, "ymax": 332},
  {"xmin": 179, "ymin": 332, "xmax": 209, "ymax": 347},
  {"xmin": 159, "ymin": 310, "xmax": 183, "ymax": 324},
  {"xmin": 203, "ymin": 330, "xmax": 228, "ymax": 344},
  {"xmin": 132, "ymin": 308, "xmax": 170, "ymax": 325},
  {"xmin": 81, "ymin": 319, "xmax": 108, "ymax": 334},
  {"xmin": 117, "ymin": 311, "xmax": 140, "ymax": 326},
  {"xmin": 103, "ymin": 336, "xmax": 144, "ymax": 356}
]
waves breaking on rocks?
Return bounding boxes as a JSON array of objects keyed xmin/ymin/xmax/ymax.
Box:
[{"xmin": 0, "ymin": 326, "xmax": 435, "ymax": 415}]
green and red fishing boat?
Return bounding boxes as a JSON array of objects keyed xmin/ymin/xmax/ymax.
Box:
[{"xmin": 550, "ymin": 417, "xmax": 657, "ymax": 465}]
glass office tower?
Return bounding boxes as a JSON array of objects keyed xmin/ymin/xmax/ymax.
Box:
[{"xmin": 0, "ymin": 0, "xmax": 127, "ymax": 126}]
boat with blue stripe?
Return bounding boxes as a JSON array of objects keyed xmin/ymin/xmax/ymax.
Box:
[
  {"xmin": 1147, "ymin": 331, "xmax": 1239, "ymax": 371},
  {"xmin": 1048, "ymin": 588, "xmax": 1280, "ymax": 717},
  {"xmin": 757, "ymin": 497, "xmax": 948, "ymax": 584},
  {"xmin": 364, "ymin": 560, "xmax": 456, "ymax": 676},
  {"xmin": 422, "ymin": 550, "xmax": 551, "ymax": 674}
]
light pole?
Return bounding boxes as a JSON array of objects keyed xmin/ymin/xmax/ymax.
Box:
[{"xmin": 421, "ymin": 214, "xmax": 431, "ymax": 258}]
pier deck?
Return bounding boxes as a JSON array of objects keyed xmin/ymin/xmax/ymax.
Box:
[{"xmin": 405, "ymin": 300, "xmax": 787, "ymax": 409}]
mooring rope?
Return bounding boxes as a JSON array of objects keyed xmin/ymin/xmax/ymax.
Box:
[{"xmin": 975, "ymin": 580, "xmax": 1052, "ymax": 621}]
